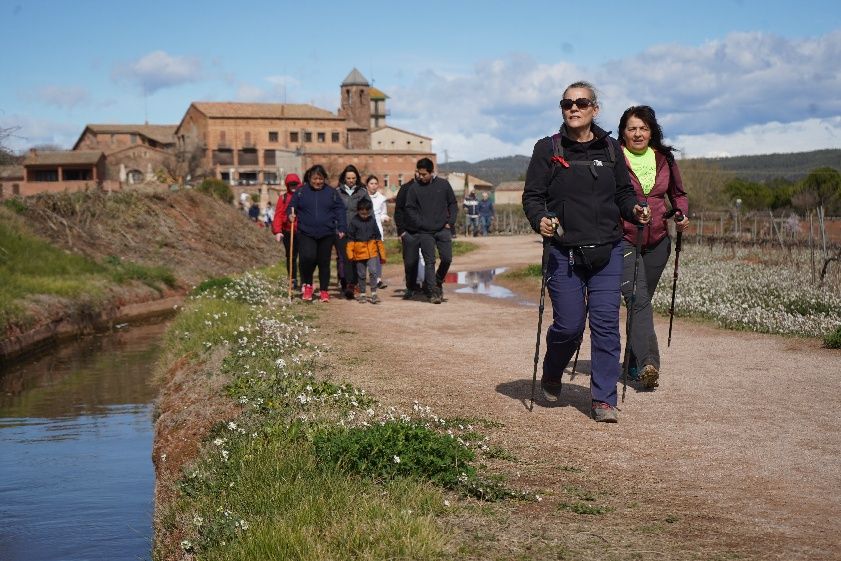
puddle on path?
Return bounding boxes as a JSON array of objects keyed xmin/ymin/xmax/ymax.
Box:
[{"xmin": 450, "ymin": 268, "xmax": 515, "ymax": 299}]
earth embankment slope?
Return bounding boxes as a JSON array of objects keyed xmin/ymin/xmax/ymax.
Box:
[{"xmin": 1, "ymin": 189, "xmax": 279, "ymax": 359}]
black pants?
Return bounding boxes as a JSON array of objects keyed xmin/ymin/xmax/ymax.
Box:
[
  {"xmin": 334, "ymin": 236, "xmax": 358, "ymax": 288},
  {"xmin": 282, "ymin": 230, "xmax": 299, "ymax": 286},
  {"xmin": 418, "ymin": 228, "xmax": 453, "ymax": 288},
  {"xmin": 401, "ymin": 232, "xmax": 421, "ymax": 290},
  {"xmin": 298, "ymin": 233, "xmax": 335, "ymax": 291}
]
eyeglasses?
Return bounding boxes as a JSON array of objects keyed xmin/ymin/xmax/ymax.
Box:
[{"xmin": 560, "ymin": 98, "xmax": 595, "ymax": 110}]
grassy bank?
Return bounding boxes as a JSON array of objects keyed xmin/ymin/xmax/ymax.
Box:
[
  {"xmin": 0, "ymin": 204, "xmax": 175, "ymax": 330},
  {"xmin": 154, "ymin": 265, "xmax": 530, "ymax": 560},
  {"xmin": 498, "ymin": 242, "xmax": 841, "ymax": 341}
]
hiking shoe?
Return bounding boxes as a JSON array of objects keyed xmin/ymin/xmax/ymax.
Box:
[
  {"xmin": 301, "ymin": 284, "xmax": 314, "ymax": 302},
  {"xmin": 401, "ymin": 289, "xmax": 415, "ymax": 300},
  {"xmin": 369, "ymin": 294, "xmax": 380, "ymax": 304},
  {"xmin": 356, "ymin": 294, "xmax": 368, "ymax": 304},
  {"xmin": 377, "ymin": 280, "xmax": 388, "ymax": 289},
  {"xmin": 628, "ymin": 366, "xmax": 640, "ymax": 381},
  {"xmin": 541, "ymin": 378, "xmax": 563, "ymax": 402},
  {"xmin": 429, "ymin": 287, "xmax": 443, "ymax": 304},
  {"xmin": 319, "ymin": 290, "xmax": 330, "ymax": 303},
  {"xmin": 591, "ymin": 401, "xmax": 618, "ymax": 423},
  {"xmin": 344, "ymin": 284, "xmax": 357, "ymax": 299},
  {"xmin": 640, "ymin": 364, "xmax": 659, "ymax": 390}
]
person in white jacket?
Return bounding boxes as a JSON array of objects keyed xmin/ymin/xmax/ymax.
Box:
[{"xmin": 366, "ymin": 175, "xmax": 391, "ymax": 288}]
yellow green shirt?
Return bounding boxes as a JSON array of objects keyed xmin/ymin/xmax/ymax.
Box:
[{"xmin": 623, "ymin": 147, "xmax": 656, "ymax": 195}]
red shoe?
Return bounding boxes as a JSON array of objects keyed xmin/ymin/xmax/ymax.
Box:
[
  {"xmin": 301, "ymin": 284, "xmax": 314, "ymax": 302},
  {"xmin": 319, "ymin": 290, "xmax": 330, "ymax": 303}
]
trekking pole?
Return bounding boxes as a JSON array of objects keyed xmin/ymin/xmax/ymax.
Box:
[
  {"xmin": 530, "ymin": 213, "xmax": 557, "ymax": 412},
  {"xmin": 569, "ymin": 293, "xmax": 587, "ymax": 381},
  {"xmin": 664, "ymin": 209, "xmax": 684, "ymax": 347},
  {"xmin": 621, "ymin": 202, "xmax": 647, "ymax": 402},
  {"xmin": 287, "ymin": 208, "xmax": 296, "ymax": 302}
]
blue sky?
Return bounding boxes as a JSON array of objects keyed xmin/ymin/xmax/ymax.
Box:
[{"xmin": 2, "ymin": 0, "xmax": 841, "ymax": 162}]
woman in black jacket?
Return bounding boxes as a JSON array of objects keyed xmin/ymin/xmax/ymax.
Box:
[{"xmin": 522, "ymin": 80, "xmax": 649, "ymax": 423}]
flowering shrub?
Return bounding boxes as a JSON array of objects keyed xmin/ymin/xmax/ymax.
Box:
[{"xmin": 650, "ymin": 243, "xmax": 841, "ymax": 338}]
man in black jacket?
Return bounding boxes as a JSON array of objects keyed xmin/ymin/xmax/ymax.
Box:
[
  {"xmin": 405, "ymin": 158, "xmax": 458, "ymax": 304},
  {"xmin": 394, "ymin": 174, "xmax": 422, "ymax": 299}
]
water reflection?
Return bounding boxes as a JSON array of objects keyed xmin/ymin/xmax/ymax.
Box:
[
  {"xmin": 0, "ymin": 322, "xmax": 168, "ymax": 561},
  {"xmin": 450, "ymin": 268, "xmax": 514, "ymax": 298}
]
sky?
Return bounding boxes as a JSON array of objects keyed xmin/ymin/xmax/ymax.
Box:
[{"xmin": 2, "ymin": 0, "xmax": 841, "ymax": 162}]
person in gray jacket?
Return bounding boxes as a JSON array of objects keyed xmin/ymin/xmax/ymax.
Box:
[
  {"xmin": 405, "ymin": 158, "xmax": 458, "ymax": 304},
  {"xmin": 335, "ymin": 164, "xmax": 371, "ymax": 299}
]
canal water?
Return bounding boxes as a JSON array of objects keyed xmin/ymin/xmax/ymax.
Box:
[{"xmin": 0, "ymin": 322, "xmax": 169, "ymax": 561}]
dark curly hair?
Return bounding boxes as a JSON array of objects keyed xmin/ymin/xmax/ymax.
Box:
[{"xmin": 618, "ymin": 105, "xmax": 677, "ymax": 162}]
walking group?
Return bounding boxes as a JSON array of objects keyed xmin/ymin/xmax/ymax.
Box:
[
  {"xmin": 523, "ymin": 80, "xmax": 689, "ymax": 424},
  {"xmin": 271, "ymin": 157, "xmax": 458, "ymax": 306}
]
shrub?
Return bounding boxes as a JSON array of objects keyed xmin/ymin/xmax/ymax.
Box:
[
  {"xmin": 824, "ymin": 325, "xmax": 841, "ymax": 349},
  {"xmin": 197, "ymin": 178, "xmax": 234, "ymax": 204},
  {"xmin": 3, "ymin": 198, "xmax": 27, "ymax": 214}
]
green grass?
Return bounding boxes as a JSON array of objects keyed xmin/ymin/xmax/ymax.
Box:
[
  {"xmin": 156, "ymin": 267, "xmax": 532, "ymax": 559},
  {"xmin": 498, "ymin": 263, "xmax": 542, "ymax": 279},
  {"xmin": 0, "ymin": 208, "xmax": 176, "ymax": 328},
  {"xmin": 824, "ymin": 325, "xmax": 841, "ymax": 348}
]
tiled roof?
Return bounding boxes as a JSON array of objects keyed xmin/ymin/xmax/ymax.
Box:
[
  {"xmin": 496, "ymin": 181, "xmax": 525, "ymax": 191},
  {"xmin": 369, "ymin": 86, "xmax": 389, "ymax": 100},
  {"xmin": 191, "ymin": 102, "xmax": 343, "ymax": 120},
  {"xmin": 24, "ymin": 151, "xmax": 103, "ymax": 166},
  {"xmin": 85, "ymin": 124, "xmax": 177, "ymax": 145},
  {"xmin": 341, "ymin": 68, "xmax": 369, "ymax": 86}
]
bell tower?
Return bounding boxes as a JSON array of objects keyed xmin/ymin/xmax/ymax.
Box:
[{"xmin": 339, "ymin": 68, "xmax": 371, "ymax": 149}]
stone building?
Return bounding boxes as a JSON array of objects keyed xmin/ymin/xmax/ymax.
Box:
[
  {"xmin": 175, "ymin": 68, "xmax": 436, "ymax": 198},
  {"xmin": 73, "ymin": 124, "xmax": 177, "ymax": 184}
]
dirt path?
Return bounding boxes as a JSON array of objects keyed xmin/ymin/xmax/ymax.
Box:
[{"xmin": 317, "ymin": 236, "xmax": 840, "ymax": 560}]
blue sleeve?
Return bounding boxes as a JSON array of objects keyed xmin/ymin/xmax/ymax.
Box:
[{"xmin": 333, "ymin": 191, "xmax": 348, "ymax": 233}]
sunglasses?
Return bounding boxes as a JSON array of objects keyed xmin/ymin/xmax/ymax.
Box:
[{"xmin": 560, "ymin": 98, "xmax": 595, "ymax": 110}]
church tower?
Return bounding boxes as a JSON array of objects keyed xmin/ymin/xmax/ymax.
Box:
[{"xmin": 339, "ymin": 68, "xmax": 371, "ymax": 149}]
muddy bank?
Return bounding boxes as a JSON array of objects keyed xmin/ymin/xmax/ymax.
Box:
[{"xmin": 1, "ymin": 189, "xmax": 280, "ymax": 363}]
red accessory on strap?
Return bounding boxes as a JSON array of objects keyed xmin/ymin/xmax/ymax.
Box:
[{"xmin": 551, "ymin": 155, "xmax": 570, "ymax": 168}]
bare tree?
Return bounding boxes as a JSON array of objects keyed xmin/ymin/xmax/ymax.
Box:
[
  {"xmin": 162, "ymin": 136, "xmax": 208, "ymax": 184},
  {"xmin": 0, "ymin": 124, "xmax": 22, "ymax": 165}
]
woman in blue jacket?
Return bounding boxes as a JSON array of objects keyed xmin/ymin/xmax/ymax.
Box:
[{"xmin": 287, "ymin": 164, "xmax": 347, "ymax": 302}]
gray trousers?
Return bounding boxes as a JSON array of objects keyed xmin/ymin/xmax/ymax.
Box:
[
  {"xmin": 355, "ymin": 257, "xmax": 380, "ymax": 294},
  {"xmin": 620, "ymin": 236, "xmax": 671, "ymax": 370}
]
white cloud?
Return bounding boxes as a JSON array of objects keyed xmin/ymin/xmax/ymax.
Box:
[
  {"xmin": 671, "ymin": 117, "xmax": 841, "ymax": 158},
  {"xmin": 1, "ymin": 114, "xmax": 80, "ymax": 152},
  {"xmin": 113, "ymin": 50, "xmax": 202, "ymax": 95},
  {"xmin": 29, "ymin": 85, "xmax": 91, "ymax": 109},
  {"xmin": 383, "ymin": 30, "xmax": 841, "ymax": 162},
  {"xmin": 234, "ymin": 75, "xmax": 303, "ymax": 103}
]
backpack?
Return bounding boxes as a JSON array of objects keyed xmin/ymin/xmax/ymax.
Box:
[{"xmin": 549, "ymin": 131, "xmax": 616, "ymax": 183}]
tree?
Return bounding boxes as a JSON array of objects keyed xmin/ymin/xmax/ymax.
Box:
[
  {"xmin": 162, "ymin": 135, "xmax": 209, "ymax": 184},
  {"xmin": 723, "ymin": 178, "xmax": 772, "ymax": 210},
  {"xmin": 0, "ymin": 124, "xmax": 22, "ymax": 165},
  {"xmin": 800, "ymin": 167, "xmax": 841, "ymax": 255},
  {"xmin": 677, "ymin": 159, "xmax": 728, "ymax": 211}
]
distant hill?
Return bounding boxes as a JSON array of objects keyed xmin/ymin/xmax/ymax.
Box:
[
  {"xmin": 439, "ymin": 149, "xmax": 841, "ymax": 185},
  {"xmin": 439, "ymin": 155, "xmax": 530, "ymax": 185},
  {"xmin": 688, "ymin": 149, "xmax": 841, "ymax": 181}
]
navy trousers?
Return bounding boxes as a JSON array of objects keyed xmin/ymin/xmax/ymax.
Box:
[{"xmin": 543, "ymin": 241, "xmax": 623, "ymax": 406}]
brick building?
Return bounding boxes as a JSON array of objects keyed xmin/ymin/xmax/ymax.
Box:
[
  {"xmin": 7, "ymin": 69, "xmax": 436, "ymax": 200},
  {"xmin": 175, "ymin": 68, "xmax": 436, "ymax": 198}
]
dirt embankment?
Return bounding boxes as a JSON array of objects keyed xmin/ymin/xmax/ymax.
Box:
[{"xmin": 1, "ymin": 189, "xmax": 280, "ymax": 360}]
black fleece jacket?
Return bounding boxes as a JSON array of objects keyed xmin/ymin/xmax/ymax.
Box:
[
  {"xmin": 405, "ymin": 176, "xmax": 458, "ymax": 234},
  {"xmin": 393, "ymin": 181, "xmax": 415, "ymax": 235},
  {"xmin": 522, "ymin": 124, "xmax": 639, "ymax": 247}
]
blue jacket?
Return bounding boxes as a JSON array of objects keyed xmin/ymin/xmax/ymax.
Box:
[
  {"xmin": 477, "ymin": 199, "xmax": 495, "ymax": 218},
  {"xmin": 287, "ymin": 184, "xmax": 347, "ymax": 239}
]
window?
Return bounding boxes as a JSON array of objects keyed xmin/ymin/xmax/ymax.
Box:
[
  {"xmin": 238, "ymin": 149, "xmax": 258, "ymax": 166},
  {"xmin": 331, "ymin": 132, "xmax": 340, "ymax": 143},
  {"xmin": 398, "ymin": 173, "xmax": 404, "ymax": 185},
  {"xmin": 383, "ymin": 174, "xmax": 389, "ymax": 188},
  {"xmin": 64, "ymin": 168, "xmax": 92, "ymax": 181},
  {"xmin": 212, "ymin": 149, "xmax": 234, "ymax": 166},
  {"xmin": 264, "ymin": 150, "xmax": 276, "ymax": 166},
  {"xmin": 130, "ymin": 134, "xmax": 138, "ymax": 144},
  {"xmin": 317, "ymin": 132, "xmax": 325, "ymax": 143},
  {"xmin": 304, "ymin": 132, "xmax": 312, "ymax": 143},
  {"xmin": 268, "ymin": 131, "xmax": 278, "ymax": 142},
  {"xmin": 33, "ymin": 169, "xmax": 59, "ymax": 182},
  {"xmin": 290, "ymin": 131, "xmax": 299, "ymax": 143}
]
